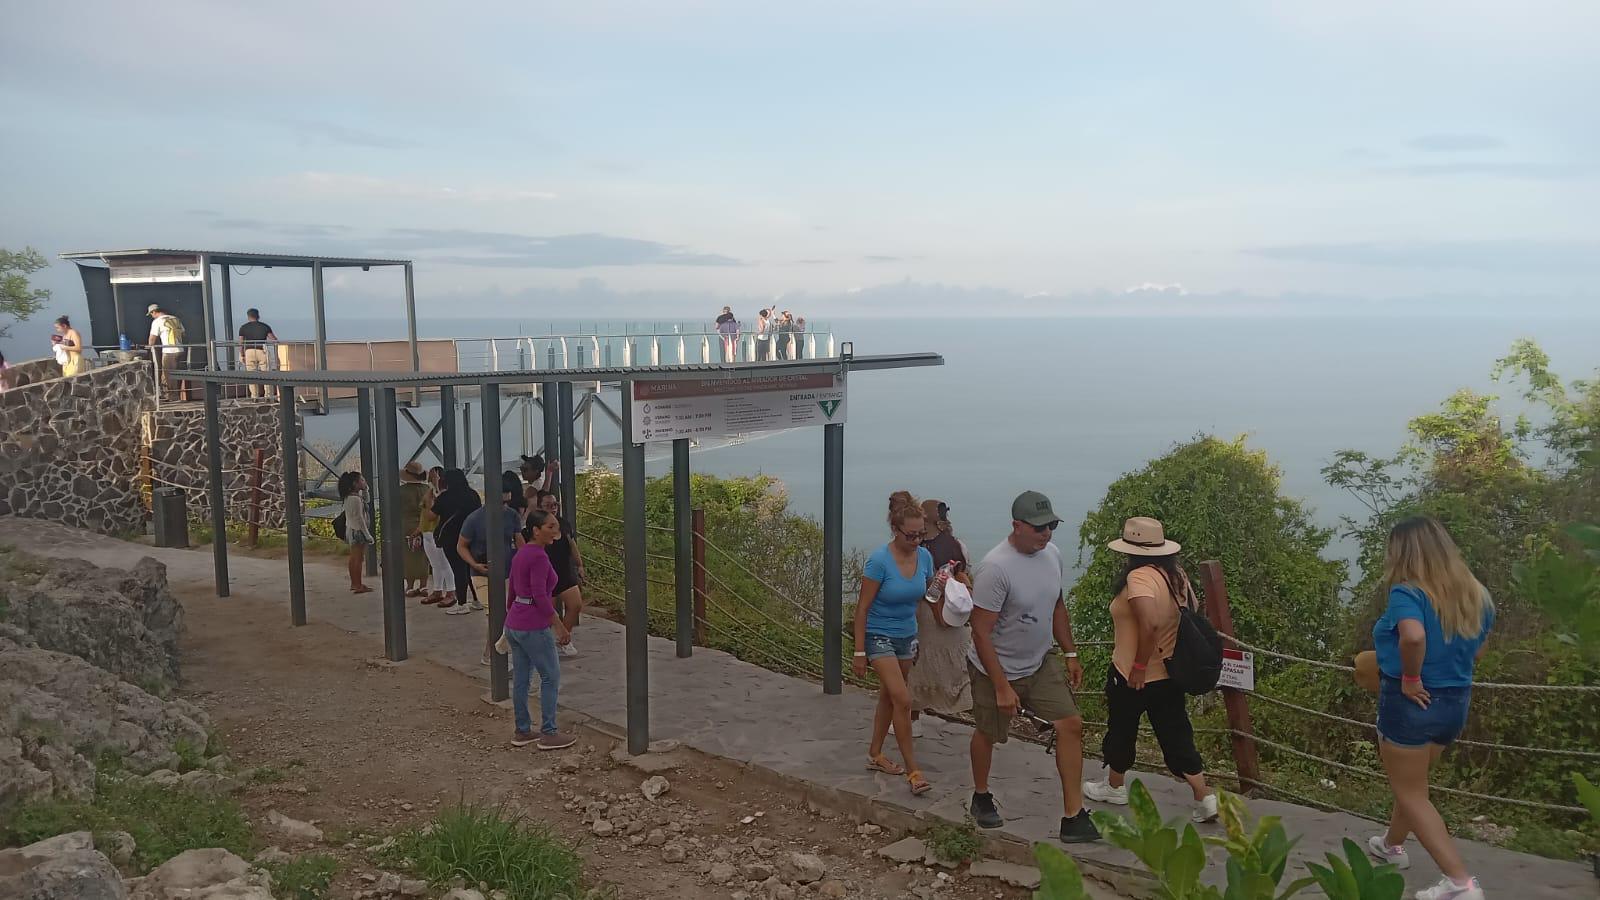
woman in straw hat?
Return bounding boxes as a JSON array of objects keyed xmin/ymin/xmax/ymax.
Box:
[
  {"xmin": 399, "ymin": 461, "xmax": 433, "ymax": 597},
  {"xmin": 1082, "ymin": 517, "xmax": 1218, "ymax": 824},
  {"xmin": 1363, "ymin": 517, "xmax": 1492, "ymax": 900}
]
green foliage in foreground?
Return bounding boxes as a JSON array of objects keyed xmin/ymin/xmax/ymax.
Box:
[
  {"xmin": 264, "ymin": 854, "xmax": 339, "ymax": 900},
  {"xmin": 380, "ymin": 801, "xmax": 585, "ymax": 899},
  {"xmin": 2, "ymin": 773, "xmax": 253, "ymax": 873},
  {"xmin": 924, "ymin": 821, "xmax": 981, "ymax": 865}
]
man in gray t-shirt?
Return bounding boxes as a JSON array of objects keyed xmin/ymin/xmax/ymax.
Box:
[{"xmin": 966, "ymin": 490, "xmax": 1098, "ymax": 843}]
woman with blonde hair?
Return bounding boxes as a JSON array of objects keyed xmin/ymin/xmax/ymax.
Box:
[
  {"xmin": 852, "ymin": 490, "xmax": 946, "ymax": 796},
  {"xmin": 1365, "ymin": 517, "xmax": 1493, "ymax": 900}
]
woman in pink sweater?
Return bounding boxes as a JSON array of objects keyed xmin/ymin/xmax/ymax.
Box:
[{"xmin": 506, "ymin": 509, "xmax": 577, "ymax": 750}]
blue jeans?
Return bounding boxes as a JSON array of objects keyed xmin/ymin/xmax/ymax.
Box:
[
  {"xmin": 863, "ymin": 632, "xmax": 919, "ymax": 661},
  {"xmin": 1376, "ymin": 676, "xmax": 1471, "ymax": 748},
  {"xmin": 507, "ymin": 626, "xmax": 560, "ymax": 735}
]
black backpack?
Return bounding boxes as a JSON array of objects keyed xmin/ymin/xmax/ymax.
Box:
[
  {"xmin": 333, "ymin": 511, "xmax": 347, "ymax": 541},
  {"xmin": 1164, "ymin": 573, "xmax": 1225, "ymax": 696}
]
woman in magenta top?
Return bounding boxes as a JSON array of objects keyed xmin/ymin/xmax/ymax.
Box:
[{"xmin": 505, "ymin": 509, "xmax": 576, "ymax": 750}]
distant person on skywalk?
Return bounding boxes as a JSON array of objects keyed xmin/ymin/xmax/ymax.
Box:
[
  {"xmin": 715, "ymin": 306, "xmax": 739, "ymax": 361},
  {"xmin": 1081, "ymin": 516, "xmax": 1218, "ymax": 824},
  {"xmin": 853, "ymin": 490, "xmax": 947, "ymax": 797},
  {"xmin": 1364, "ymin": 517, "xmax": 1493, "ymax": 900},
  {"xmin": 237, "ymin": 308, "xmax": 278, "ymax": 398},
  {"xmin": 754, "ymin": 308, "xmax": 774, "ymax": 360},
  {"xmin": 966, "ymin": 491, "xmax": 1099, "ymax": 844}
]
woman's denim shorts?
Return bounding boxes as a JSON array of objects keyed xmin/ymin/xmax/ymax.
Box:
[
  {"xmin": 863, "ymin": 633, "xmax": 918, "ymax": 661},
  {"xmin": 1376, "ymin": 677, "xmax": 1471, "ymax": 748}
]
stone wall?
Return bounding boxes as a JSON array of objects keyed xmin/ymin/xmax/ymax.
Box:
[
  {"xmin": 143, "ymin": 401, "xmax": 289, "ymax": 530},
  {"xmin": 0, "ymin": 361, "xmax": 152, "ymax": 534},
  {"xmin": 0, "ymin": 357, "xmax": 64, "ymax": 390}
]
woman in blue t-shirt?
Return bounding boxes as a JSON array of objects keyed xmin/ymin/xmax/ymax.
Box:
[
  {"xmin": 1366, "ymin": 517, "xmax": 1493, "ymax": 900},
  {"xmin": 852, "ymin": 491, "xmax": 944, "ymax": 796}
]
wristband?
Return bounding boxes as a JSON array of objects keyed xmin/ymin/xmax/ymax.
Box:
[
  {"xmin": 1401, "ymin": 674, "xmax": 1422, "ymax": 684},
  {"xmin": 1063, "ymin": 652, "xmax": 1078, "ymax": 659},
  {"xmin": 853, "ymin": 651, "xmax": 867, "ymax": 658},
  {"xmin": 1131, "ymin": 662, "xmax": 1147, "ymax": 671}
]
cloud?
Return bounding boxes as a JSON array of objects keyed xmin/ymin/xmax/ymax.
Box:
[
  {"xmin": 1244, "ymin": 240, "xmax": 1600, "ymax": 272},
  {"xmin": 1370, "ymin": 161, "xmax": 1592, "ymax": 180},
  {"xmin": 794, "ymin": 259, "xmax": 833, "ymax": 265},
  {"xmin": 1408, "ymin": 133, "xmax": 1506, "ymax": 152},
  {"xmin": 380, "ymin": 228, "xmax": 742, "ymax": 268},
  {"xmin": 278, "ymin": 172, "xmax": 557, "ymax": 202},
  {"xmin": 288, "ymin": 119, "xmax": 420, "ymax": 150},
  {"xmin": 197, "ymin": 214, "xmax": 354, "ymax": 238},
  {"xmin": 1124, "ymin": 282, "xmax": 1188, "ymax": 295},
  {"xmin": 863, "ymin": 255, "xmax": 902, "ymax": 263}
]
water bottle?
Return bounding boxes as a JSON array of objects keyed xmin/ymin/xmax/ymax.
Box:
[
  {"xmin": 925, "ymin": 562, "xmax": 956, "ymax": 603},
  {"xmin": 119, "ymin": 333, "xmax": 131, "ymax": 351}
]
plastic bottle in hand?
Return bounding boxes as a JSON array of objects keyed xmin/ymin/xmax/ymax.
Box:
[{"xmin": 924, "ymin": 562, "xmax": 955, "ymax": 603}]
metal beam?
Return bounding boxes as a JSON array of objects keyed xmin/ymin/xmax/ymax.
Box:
[
  {"xmin": 404, "ymin": 262, "xmax": 420, "ymax": 407},
  {"xmin": 541, "ymin": 389, "xmax": 559, "ymax": 463},
  {"xmin": 203, "ymin": 381, "xmax": 229, "ymax": 597},
  {"xmin": 200, "ymin": 254, "xmax": 217, "ymax": 372},
  {"xmin": 462, "ymin": 402, "xmax": 474, "ymax": 475},
  {"xmin": 621, "ymin": 381, "xmax": 649, "ymax": 753},
  {"xmin": 822, "ymin": 421, "xmax": 844, "ymax": 694},
  {"xmin": 673, "ymin": 438, "xmax": 693, "ymax": 658},
  {"xmin": 440, "ymin": 385, "xmax": 457, "ymax": 469},
  {"xmin": 356, "ymin": 389, "xmax": 378, "ymax": 577},
  {"xmin": 481, "ymin": 383, "xmax": 510, "ymax": 702},
  {"xmin": 311, "ymin": 261, "xmax": 329, "ymax": 412},
  {"xmin": 279, "ymin": 386, "xmax": 306, "ymax": 626},
  {"xmin": 220, "ymin": 264, "xmax": 234, "ymax": 370},
  {"xmin": 399, "ymin": 406, "xmax": 445, "ymax": 463},
  {"xmin": 557, "ymin": 381, "xmax": 577, "ymax": 534},
  {"xmin": 375, "ymin": 387, "xmax": 408, "ymax": 660}
]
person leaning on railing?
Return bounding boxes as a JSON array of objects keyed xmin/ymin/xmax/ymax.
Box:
[{"xmin": 1364, "ymin": 516, "xmax": 1494, "ymax": 900}]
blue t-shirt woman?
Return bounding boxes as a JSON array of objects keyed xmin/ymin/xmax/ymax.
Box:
[
  {"xmin": 1372, "ymin": 583, "xmax": 1494, "ymax": 748},
  {"xmin": 862, "ymin": 542, "xmax": 933, "ymax": 643}
]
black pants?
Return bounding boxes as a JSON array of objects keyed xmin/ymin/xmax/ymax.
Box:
[
  {"xmin": 1102, "ymin": 664, "xmax": 1204, "ymax": 777},
  {"xmin": 439, "ymin": 532, "xmax": 471, "ymax": 602}
]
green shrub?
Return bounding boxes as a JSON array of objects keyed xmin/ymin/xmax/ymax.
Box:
[
  {"xmin": 265, "ymin": 854, "xmax": 339, "ymax": 900},
  {"xmin": 380, "ymin": 800, "xmax": 584, "ymax": 898},
  {"xmin": 924, "ymin": 821, "xmax": 981, "ymax": 865}
]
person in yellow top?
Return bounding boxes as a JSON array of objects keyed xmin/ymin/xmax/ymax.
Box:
[
  {"xmin": 52, "ymin": 316, "xmax": 84, "ymax": 376},
  {"xmin": 1082, "ymin": 517, "xmax": 1219, "ymax": 824}
]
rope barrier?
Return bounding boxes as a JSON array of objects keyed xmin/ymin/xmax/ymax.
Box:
[{"xmin": 1224, "ymin": 634, "xmax": 1600, "ymax": 692}]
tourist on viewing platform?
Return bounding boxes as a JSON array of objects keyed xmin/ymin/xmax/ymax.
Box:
[
  {"xmin": 1365, "ymin": 517, "xmax": 1493, "ymax": 900},
  {"xmin": 793, "ymin": 316, "xmax": 808, "ymax": 359},
  {"xmin": 51, "ymin": 316, "xmax": 83, "ymax": 376},
  {"xmin": 754, "ymin": 308, "xmax": 773, "ymax": 360},
  {"xmin": 399, "ymin": 461, "xmax": 432, "ymax": 598},
  {"xmin": 967, "ymin": 491, "xmax": 1099, "ymax": 843},
  {"xmin": 505, "ymin": 507, "xmax": 577, "ymax": 750},
  {"xmin": 907, "ymin": 499, "xmax": 973, "ymax": 728},
  {"xmin": 1082, "ymin": 517, "xmax": 1219, "ymax": 823},
  {"xmin": 715, "ymin": 306, "xmax": 739, "ymax": 361},
  {"xmin": 775, "ymin": 310, "xmax": 795, "ymax": 360},
  {"xmin": 853, "ymin": 491, "xmax": 945, "ymax": 797},
  {"xmin": 337, "ymin": 471, "xmax": 373, "ymax": 594},
  {"xmin": 531, "ymin": 490, "xmax": 587, "ymax": 659},
  {"xmin": 237, "ymin": 308, "xmax": 278, "ymax": 398},
  {"xmin": 419, "ymin": 466, "xmax": 456, "ymax": 606},
  {"xmin": 431, "ymin": 468, "xmax": 480, "ymax": 611},
  {"xmin": 458, "ymin": 472, "xmax": 527, "ymax": 665},
  {"xmin": 146, "ymin": 304, "xmax": 184, "ymax": 397}
]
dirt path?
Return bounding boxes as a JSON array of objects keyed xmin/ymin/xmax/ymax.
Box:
[{"xmin": 175, "ymin": 575, "xmax": 1033, "ymax": 899}]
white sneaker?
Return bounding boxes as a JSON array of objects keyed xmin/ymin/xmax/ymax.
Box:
[
  {"xmin": 469, "ymin": 599, "xmax": 486, "ymax": 611},
  {"xmin": 1366, "ymin": 835, "xmax": 1411, "ymax": 870},
  {"xmin": 445, "ymin": 605, "xmax": 473, "ymax": 616},
  {"xmin": 1191, "ymin": 793, "xmax": 1219, "ymax": 823},
  {"xmin": 1082, "ymin": 780, "xmax": 1129, "ymax": 806},
  {"xmin": 1415, "ymin": 875, "xmax": 1483, "ymax": 900},
  {"xmin": 558, "ymin": 641, "xmax": 579, "ymax": 658}
]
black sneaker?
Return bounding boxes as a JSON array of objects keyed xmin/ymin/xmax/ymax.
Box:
[
  {"xmin": 970, "ymin": 792, "xmax": 1004, "ymax": 829},
  {"xmin": 1059, "ymin": 809, "xmax": 1101, "ymax": 843}
]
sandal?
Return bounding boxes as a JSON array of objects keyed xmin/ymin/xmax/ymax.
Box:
[
  {"xmin": 907, "ymin": 770, "xmax": 932, "ymax": 796},
  {"xmin": 351, "ymin": 585, "xmax": 374, "ymax": 594},
  {"xmin": 866, "ymin": 755, "xmax": 904, "ymax": 776}
]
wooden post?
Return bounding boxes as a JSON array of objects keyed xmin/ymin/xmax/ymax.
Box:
[
  {"xmin": 1199, "ymin": 560, "xmax": 1261, "ymax": 790},
  {"xmin": 246, "ymin": 447, "xmax": 264, "ymax": 548},
  {"xmin": 691, "ymin": 507, "xmax": 707, "ymax": 647}
]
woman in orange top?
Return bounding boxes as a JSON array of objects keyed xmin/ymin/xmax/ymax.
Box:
[{"xmin": 1082, "ymin": 517, "xmax": 1218, "ymax": 823}]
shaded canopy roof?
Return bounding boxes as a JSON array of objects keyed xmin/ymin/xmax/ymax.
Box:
[{"xmin": 60, "ymin": 248, "xmax": 409, "ymax": 268}]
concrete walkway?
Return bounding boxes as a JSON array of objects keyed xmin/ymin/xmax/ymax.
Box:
[{"xmin": 6, "ymin": 518, "xmax": 1588, "ymax": 898}]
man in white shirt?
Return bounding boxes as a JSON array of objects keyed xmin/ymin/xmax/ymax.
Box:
[{"xmin": 147, "ymin": 304, "xmax": 184, "ymax": 397}]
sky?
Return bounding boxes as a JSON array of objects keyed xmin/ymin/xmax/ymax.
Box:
[{"xmin": 2, "ymin": 0, "xmax": 1598, "ymax": 335}]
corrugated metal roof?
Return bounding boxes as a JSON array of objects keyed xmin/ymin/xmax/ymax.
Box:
[
  {"xmin": 179, "ymin": 353, "xmax": 942, "ymax": 388},
  {"xmin": 60, "ymin": 249, "xmax": 409, "ymax": 267}
]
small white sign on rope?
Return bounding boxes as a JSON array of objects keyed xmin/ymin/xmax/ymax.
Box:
[{"xmin": 1219, "ymin": 648, "xmax": 1255, "ymax": 691}]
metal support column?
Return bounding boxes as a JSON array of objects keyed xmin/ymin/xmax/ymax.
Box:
[
  {"xmin": 200, "ymin": 254, "xmax": 217, "ymax": 372},
  {"xmin": 220, "ymin": 264, "xmax": 234, "ymax": 370},
  {"xmin": 462, "ymin": 403, "xmax": 474, "ymax": 474},
  {"xmin": 557, "ymin": 381, "xmax": 577, "ymax": 532},
  {"xmin": 356, "ymin": 388, "xmax": 379, "ymax": 576},
  {"xmin": 541, "ymin": 384, "xmax": 559, "ymax": 462},
  {"xmin": 279, "ymin": 386, "xmax": 306, "ymax": 626},
  {"xmin": 822, "ymin": 422, "xmax": 844, "ymax": 694},
  {"xmin": 311, "ymin": 261, "xmax": 329, "ymax": 412},
  {"xmin": 203, "ymin": 381, "xmax": 230, "ymax": 597},
  {"xmin": 481, "ymin": 383, "xmax": 510, "ymax": 702},
  {"xmin": 375, "ymin": 387, "xmax": 408, "ymax": 661},
  {"xmin": 621, "ymin": 382, "xmax": 649, "ymax": 753},
  {"xmin": 112, "ymin": 283, "xmax": 125, "ymax": 343},
  {"xmin": 440, "ymin": 385, "xmax": 457, "ymax": 469},
  {"xmin": 673, "ymin": 438, "xmax": 693, "ymax": 658},
  {"xmin": 403, "ymin": 263, "xmax": 420, "ymax": 406}
]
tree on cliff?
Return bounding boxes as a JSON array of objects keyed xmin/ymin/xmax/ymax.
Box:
[
  {"xmin": 1067, "ymin": 435, "xmax": 1347, "ymax": 662},
  {"xmin": 1, "ymin": 246, "xmax": 51, "ymax": 339}
]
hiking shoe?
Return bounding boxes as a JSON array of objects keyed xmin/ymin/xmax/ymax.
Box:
[
  {"xmin": 1415, "ymin": 875, "xmax": 1483, "ymax": 900},
  {"xmin": 558, "ymin": 641, "xmax": 579, "ymax": 658},
  {"xmin": 511, "ymin": 730, "xmax": 537, "ymax": 747},
  {"xmin": 1192, "ymin": 793, "xmax": 1219, "ymax": 823},
  {"xmin": 970, "ymin": 792, "xmax": 1003, "ymax": 829},
  {"xmin": 1083, "ymin": 780, "xmax": 1129, "ymax": 806},
  {"xmin": 537, "ymin": 731, "xmax": 578, "ymax": 751},
  {"xmin": 1059, "ymin": 809, "xmax": 1101, "ymax": 844},
  {"xmin": 1366, "ymin": 835, "xmax": 1410, "ymax": 870}
]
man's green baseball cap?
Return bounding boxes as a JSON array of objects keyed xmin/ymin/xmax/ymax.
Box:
[{"xmin": 1010, "ymin": 491, "xmax": 1059, "ymax": 527}]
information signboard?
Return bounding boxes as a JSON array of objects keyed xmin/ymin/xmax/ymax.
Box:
[
  {"xmin": 1219, "ymin": 648, "xmax": 1255, "ymax": 691},
  {"xmin": 109, "ymin": 255, "xmax": 204, "ymax": 284},
  {"xmin": 630, "ymin": 372, "xmax": 847, "ymax": 443}
]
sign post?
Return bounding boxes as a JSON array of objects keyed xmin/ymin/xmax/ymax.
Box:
[{"xmin": 629, "ymin": 372, "xmax": 847, "ymax": 444}]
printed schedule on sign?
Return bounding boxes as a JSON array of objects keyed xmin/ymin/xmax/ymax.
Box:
[{"xmin": 630, "ymin": 373, "xmax": 847, "ymax": 443}]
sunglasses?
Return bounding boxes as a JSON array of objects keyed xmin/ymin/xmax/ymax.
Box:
[
  {"xmin": 1028, "ymin": 520, "xmax": 1060, "ymax": 534},
  {"xmin": 896, "ymin": 528, "xmax": 924, "ymax": 542}
]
